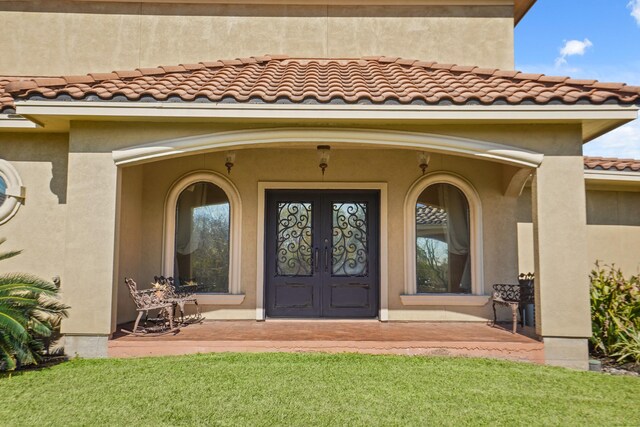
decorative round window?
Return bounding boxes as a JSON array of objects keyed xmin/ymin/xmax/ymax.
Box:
[
  {"xmin": 0, "ymin": 159, "xmax": 24, "ymax": 225},
  {"xmin": 0, "ymin": 176, "xmax": 6, "ymax": 207}
]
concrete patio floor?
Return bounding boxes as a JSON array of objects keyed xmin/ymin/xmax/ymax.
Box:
[{"xmin": 109, "ymin": 320, "xmax": 544, "ymax": 363}]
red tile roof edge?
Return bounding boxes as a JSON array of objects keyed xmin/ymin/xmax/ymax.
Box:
[
  {"xmin": 0, "ymin": 55, "xmax": 639, "ymax": 109},
  {"xmin": 583, "ymin": 156, "xmax": 640, "ymax": 172}
]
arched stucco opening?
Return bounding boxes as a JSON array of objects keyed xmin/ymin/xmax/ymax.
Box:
[{"xmin": 112, "ymin": 127, "xmax": 544, "ymax": 169}]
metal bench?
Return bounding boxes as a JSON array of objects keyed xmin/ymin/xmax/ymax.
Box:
[{"xmin": 492, "ymin": 278, "xmax": 535, "ymax": 334}]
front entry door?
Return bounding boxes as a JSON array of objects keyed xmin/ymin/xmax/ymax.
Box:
[{"xmin": 265, "ymin": 190, "xmax": 379, "ymax": 318}]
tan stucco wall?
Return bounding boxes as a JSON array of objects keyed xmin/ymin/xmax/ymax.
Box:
[
  {"xmin": 0, "ymin": 133, "xmax": 68, "ymax": 282},
  {"xmin": 115, "ymin": 166, "xmax": 143, "ymax": 326},
  {"xmin": 518, "ymin": 188, "xmax": 640, "ymax": 280},
  {"xmin": 0, "ymin": 1, "xmax": 514, "ymax": 76}
]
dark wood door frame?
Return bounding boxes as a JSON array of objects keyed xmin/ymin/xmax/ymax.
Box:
[{"xmin": 265, "ymin": 190, "xmax": 380, "ymax": 318}]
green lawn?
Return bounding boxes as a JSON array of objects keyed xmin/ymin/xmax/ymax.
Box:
[{"xmin": 1, "ymin": 353, "xmax": 639, "ymax": 426}]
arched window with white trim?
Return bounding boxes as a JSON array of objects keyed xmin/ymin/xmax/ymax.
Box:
[
  {"xmin": 405, "ymin": 173, "xmax": 483, "ymax": 296},
  {"xmin": 164, "ymin": 171, "xmax": 242, "ymax": 295},
  {"xmin": 416, "ymin": 183, "xmax": 471, "ymax": 294},
  {"xmin": 175, "ymin": 181, "xmax": 230, "ymax": 293}
]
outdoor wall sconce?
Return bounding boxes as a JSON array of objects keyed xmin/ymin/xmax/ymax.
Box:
[
  {"xmin": 225, "ymin": 151, "xmax": 236, "ymax": 174},
  {"xmin": 417, "ymin": 152, "xmax": 430, "ymax": 175},
  {"xmin": 317, "ymin": 145, "xmax": 331, "ymax": 175}
]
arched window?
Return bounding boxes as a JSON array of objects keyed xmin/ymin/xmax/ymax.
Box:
[
  {"xmin": 404, "ymin": 173, "xmax": 483, "ymax": 296},
  {"xmin": 175, "ymin": 182, "xmax": 230, "ymax": 293},
  {"xmin": 416, "ymin": 183, "xmax": 471, "ymax": 294},
  {"xmin": 164, "ymin": 171, "xmax": 242, "ymax": 296}
]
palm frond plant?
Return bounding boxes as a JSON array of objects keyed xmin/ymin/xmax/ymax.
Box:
[{"xmin": 0, "ymin": 238, "xmax": 69, "ymax": 371}]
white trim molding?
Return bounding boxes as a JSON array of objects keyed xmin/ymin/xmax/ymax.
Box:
[
  {"xmin": 0, "ymin": 159, "xmax": 26, "ymax": 225},
  {"xmin": 400, "ymin": 294, "xmax": 490, "ymax": 306},
  {"xmin": 162, "ymin": 170, "xmax": 243, "ymax": 298},
  {"xmin": 403, "ymin": 172, "xmax": 485, "ymax": 300},
  {"xmin": 112, "ymin": 127, "xmax": 545, "ymax": 168},
  {"xmin": 0, "ymin": 114, "xmax": 38, "ymax": 129},
  {"xmin": 585, "ymin": 169, "xmax": 640, "ymax": 183},
  {"xmin": 18, "ymin": 100, "xmax": 638, "ymax": 122},
  {"xmin": 584, "ymin": 170, "xmax": 640, "ymax": 192},
  {"xmin": 255, "ymin": 182, "xmax": 389, "ymax": 321}
]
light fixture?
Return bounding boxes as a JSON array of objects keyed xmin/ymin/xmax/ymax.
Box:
[
  {"xmin": 225, "ymin": 151, "xmax": 236, "ymax": 174},
  {"xmin": 417, "ymin": 152, "xmax": 430, "ymax": 175},
  {"xmin": 317, "ymin": 145, "xmax": 331, "ymax": 175}
]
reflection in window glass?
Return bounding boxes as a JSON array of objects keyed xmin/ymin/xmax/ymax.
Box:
[
  {"xmin": 416, "ymin": 183, "xmax": 471, "ymax": 294},
  {"xmin": 175, "ymin": 182, "xmax": 230, "ymax": 293},
  {"xmin": 0, "ymin": 177, "xmax": 6, "ymax": 207}
]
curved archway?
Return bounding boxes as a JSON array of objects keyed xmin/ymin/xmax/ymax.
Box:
[
  {"xmin": 403, "ymin": 172, "xmax": 484, "ymax": 296},
  {"xmin": 113, "ymin": 127, "xmax": 544, "ymax": 168},
  {"xmin": 163, "ymin": 170, "xmax": 242, "ymax": 294}
]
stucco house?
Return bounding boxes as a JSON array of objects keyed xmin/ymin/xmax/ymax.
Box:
[{"xmin": 0, "ymin": 0, "xmax": 639, "ymax": 370}]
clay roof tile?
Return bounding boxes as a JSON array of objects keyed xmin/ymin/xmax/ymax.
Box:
[
  {"xmin": 136, "ymin": 67, "xmax": 165, "ymax": 76},
  {"xmin": 114, "ymin": 70, "xmax": 143, "ymax": 79}
]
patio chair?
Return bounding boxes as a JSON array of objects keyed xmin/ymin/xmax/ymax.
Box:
[
  {"xmin": 153, "ymin": 276, "xmax": 201, "ymax": 323},
  {"xmin": 491, "ymin": 279, "xmax": 535, "ymax": 334},
  {"xmin": 122, "ymin": 278, "xmax": 177, "ymax": 335}
]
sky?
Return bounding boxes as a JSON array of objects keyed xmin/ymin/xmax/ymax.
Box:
[{"xmin": 515, "ymin": 0, "xmax": 640, "ymax": 159}]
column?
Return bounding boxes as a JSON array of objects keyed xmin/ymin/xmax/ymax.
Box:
[
  {"xmin": 532, "ymin": 156, "xmax": 591, "ymax": 369},
  {"xmin": 61, "ymin": 149, "xmax": 120, "ymax": 358}
]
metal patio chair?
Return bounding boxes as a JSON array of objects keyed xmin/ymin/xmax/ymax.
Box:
[
  {"xmin": 121, "ymin": 277, "xmax": 177, "ymax": 335},
  {"xmin": 153, "ymin": 276, "xmax": 202, "ymax": 324}
]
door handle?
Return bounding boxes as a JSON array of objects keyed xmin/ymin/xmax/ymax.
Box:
[
  {"xmin": 324, "ymin": 247, "xmax": 329, "ymax": 272},
  {"xmin": 314, "ymin": 248, "xmax": 319, "ymax": 273}
]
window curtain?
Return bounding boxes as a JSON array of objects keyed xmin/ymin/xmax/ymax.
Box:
[
  {"xmin": 176, "ymin": 183, "xmax": 208, "ymax": 255},
  {"xmin": 441, "ymin": 185, "xmax": 471, "ymax": 292},
  {"xmin": 174, "ymin": 183, "xmax": 209, "ymax": 280}
]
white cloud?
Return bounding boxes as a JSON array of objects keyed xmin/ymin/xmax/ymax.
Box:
[
  {"xmin": 629, "ymin": 0, "xmax": 640, "ymax": 25},
  {"xmin": 584, "ymin": 120, "xmax": 640, "ymax": 159},
  {"xmin": 555, "ymin": 39, "xmax": 593, "ymax": 67}
]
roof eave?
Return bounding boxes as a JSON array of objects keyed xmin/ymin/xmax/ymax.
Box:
[
  {"xmin": 514, "ymin": 0, "xmax": 536, "ymax": 26},
  {"xmin": 14, "ymin": 99, "xmax": 638, "ymax": 119},
  {"xmin": 585, "ymin": 169, "xmax": 640, "ymax": 191}
]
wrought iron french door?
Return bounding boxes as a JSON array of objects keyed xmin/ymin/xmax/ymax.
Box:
[{"xmin": 265, "ymin": 190, "xmax": 379, "ymax": 318}]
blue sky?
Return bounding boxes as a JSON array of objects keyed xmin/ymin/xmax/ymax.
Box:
[{"xmin": 515, "ymin": 0, "xmax": 640, "ymax": 159}]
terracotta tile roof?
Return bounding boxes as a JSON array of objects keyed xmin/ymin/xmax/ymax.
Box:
[
  {"xmin": 0, "ymin": 77, "xmax": 20, "ymax": 113},
  {"xmin": 583, "ymin": 156, "xmax": 640, "ymax": 172},
  {"xmin": 2, "ymin": 56, "xmax": 640, "ymax": 109}
]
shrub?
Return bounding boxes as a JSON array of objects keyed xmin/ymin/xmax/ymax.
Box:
[
  {"xmin": 0, "ymin": 238, "xmax": 69, "ymax": 371},
  {"xmin": 589, "ymin": 264, "xmax": 640, "ymax": 364}
]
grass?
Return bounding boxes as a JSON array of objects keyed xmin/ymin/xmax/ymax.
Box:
[{"xmin": 1, "ymin": 353, "xmax": 639, "ymax": 426}]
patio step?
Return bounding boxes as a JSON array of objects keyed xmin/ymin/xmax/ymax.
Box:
[
  {"xmin": 108, "ymin": 321, "xmax": 544, "ymax": 363},
  {"xmin": 109, "ymin": 339, "xmax": 544, "ymax": 363}
]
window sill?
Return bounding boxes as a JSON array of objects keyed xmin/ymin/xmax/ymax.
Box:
[
  {"xmin": 400, "ymin": 294, "xmax": 490, "ymax": 306},
  {"xmin": 195, "ymin": 294, "xmax": 245, "ymax": 305}
]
